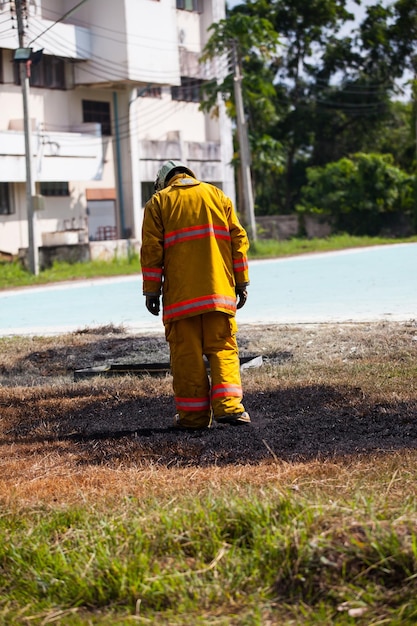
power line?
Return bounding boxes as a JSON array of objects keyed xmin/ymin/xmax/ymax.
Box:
[
  {"xmin": 21, "ymin": 22, "xmax": 233, "ymax": 104},
  {"xmin": 29, "ymin": 4, "xmax": 204, "ymax": 49},
  {"xmin": 4, "ymin": 8, "xmax": 233, "ymax": 133},
  {"xmin": 1, "ymin": 7, "xmax": 233, "ymax": 83},
  {"xmin": 28, "ymin": 15, "xmax": 180, "ymax": 56},
  {"xmin": 36, "ymin": 99, "xmax": 208, "ymax": 149},
  {"xmin": 27, "ymin": 0, "xmax": 91, "ymax": 46},
  {"xmin": 26, "ymin": 20, "xmax": 230, "ymax": 83}
]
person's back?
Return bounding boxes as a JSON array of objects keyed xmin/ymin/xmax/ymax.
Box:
[
  {"xmin": 143, "ymin": 173, "xmax": 248, "ymax": 322},
  {"xmin": 141, "ymin": 160, "xmax": 251, "ymax": 430}
]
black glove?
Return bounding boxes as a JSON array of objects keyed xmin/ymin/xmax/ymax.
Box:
[
  {"xmin": 235, "ymin": 287, "xmax": 248, "ymax": 310},
  {"xmin": 145, "ymin": 295, "xmax": 160, "ymax": 316}
]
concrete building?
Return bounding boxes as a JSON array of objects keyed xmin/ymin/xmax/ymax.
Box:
[{"xmin": 0, "ymin": 0, "xmax": 235, "ymax": 263}]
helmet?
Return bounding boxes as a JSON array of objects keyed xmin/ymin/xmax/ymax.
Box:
[{"xmin": 154, "ymin": 160, "xmax": 196, "ymax": 191}]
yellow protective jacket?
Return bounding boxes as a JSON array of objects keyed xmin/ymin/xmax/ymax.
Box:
[{"xmin": 140, "ymin": 173, "xmax": 250, "ymax": 324}]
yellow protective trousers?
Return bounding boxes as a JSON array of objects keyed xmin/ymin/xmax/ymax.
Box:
[{"xmin": 165, "ymin": 311, "xmax": 246, "ymax": 428}]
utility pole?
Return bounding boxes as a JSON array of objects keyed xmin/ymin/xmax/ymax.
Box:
[
  {"xmin": 15, "ymin": 0, "xmax": 39, "ymax": 275},
  {"xmin": 411, "ymin": 57, "xmax": 417, "ymax": 167},
  {"xmin": 232, "ymin": 41, "xmax": 257, "ymax": 241}
]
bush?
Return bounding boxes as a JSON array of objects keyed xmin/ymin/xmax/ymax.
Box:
[{"xmin": 296, "ymin": 152, "xmax": 416, "ymax": 236}]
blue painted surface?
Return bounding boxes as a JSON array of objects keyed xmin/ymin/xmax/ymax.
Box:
[{"xmin": 0, "ymin": 243, "xmax": 416, "ymax": 335}]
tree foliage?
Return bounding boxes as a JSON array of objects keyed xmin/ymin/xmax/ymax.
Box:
[
  {"xmin": 201, "ymin": 0, "xmax": 417, "ymax": 232},
  {"xmin": 200, "ymin": 11, "xmax": 282, "ymax": 208},
  {"xmin": 200, "ymin": 12, "xmax": 279, "ymax": 127},
  {"xmin": 296, "ymin": 153, "xmax": 416, "ymax": 235}
]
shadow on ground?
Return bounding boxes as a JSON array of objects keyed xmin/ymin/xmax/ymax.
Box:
[
  {"xmin": 1, "ymin": 323, "xmax": 416, "ymax": 467},
  {"xmin": 2, "ymin": 383, "xmax": 417, "ymax": 467}
]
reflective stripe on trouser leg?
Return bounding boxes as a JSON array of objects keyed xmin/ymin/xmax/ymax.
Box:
[
  {"xmin": 165, "ymin": 316, "xmax": 211, "ymax": 428},
  {"xmin": 202, "ymin": 311, "xmax": 245, "ymax": 418}
]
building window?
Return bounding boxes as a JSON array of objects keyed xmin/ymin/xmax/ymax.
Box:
[
  {"xmin": 82, "ymin": 100, "xmax": 112, "ymax": 136},
  {"xmin": 138, "ymin": 85, "xmax": 162, "ymax": 98},
  {"xmin": 32, "ymin": 55, "xmax": 66, "ymax": 89},
  {"xmin": 141, "ymin": 182, "xmax": 155, "ymax": 204},
  {"xmin": 14, "ymin": 54, "xmax": 67, "ymax": 89},
  {"xmin": 0, "ymin": 183, "xmax": 14, "ymax": 215},
  {"xmin": 171, "ymin": 76, "xmax": 204, "ymax": 102},
  {"xmin": 176, "ymin": 0, "xmax": 202, "ymax": 12},
  {"xmin": 39, "ymin": 182, "xmax": 69, "ymax": 197}
]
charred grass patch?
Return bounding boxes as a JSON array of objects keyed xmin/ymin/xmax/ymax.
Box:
[{"xmin": 0, "ymin": 321, "xmax": 416, "ymax": 624}]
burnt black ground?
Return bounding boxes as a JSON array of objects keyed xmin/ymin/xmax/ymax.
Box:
[{"xmin": 1, "ymin": 322, "xmax": 416, "ymax": 469}]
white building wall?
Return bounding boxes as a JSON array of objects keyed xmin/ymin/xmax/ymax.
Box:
[
  {"xmin": 0, "ymin": 0, "xmax": 236, "ymax": 256},
  {"xmin": 176, "ymin": 10, "xmax": 202, "ymax": 52},
  {"xmin": 136, "ymin": 91, "xmax": 206, "ymax": 143},
  {"xmin": 125, "ymin": 0, "xmax": 181, "ymax": 85},
  {"xmin": 68, "ymin": 0, "xmax": 181, "ymax": 86},
  {"xmin": 0, "ymin": 4, "xmax": 91, "ymax": 59},
  {"xmin": 0, "ymin": 184, "xmax": 27, "ymax": 252},
  {"xmin": 0, "ymin": 182, "xmax": 88, "ymax": 253}
]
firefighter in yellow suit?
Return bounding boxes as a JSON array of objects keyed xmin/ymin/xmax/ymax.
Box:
[{"xmin": 140, "ymin": 160, "xmax": 251, "ymax": 430}]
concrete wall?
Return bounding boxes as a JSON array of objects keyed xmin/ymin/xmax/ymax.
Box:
[
  {"xmin": 256, "ymin": 215, "xmax": 299, "ymax": 240},
  {"xmin": 18, "ymin": 239, "xmax": 141, "ymax": 271},
  {"xmin": 256, "ymin": 215, "xmax": 333, "ymax": 240}
]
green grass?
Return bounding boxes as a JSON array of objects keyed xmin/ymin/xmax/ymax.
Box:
[
  {"xmin": 0, "ymin": 254, "xmax": 141, "ymax": 290},
  {"xmin": 1, "ymin": 235, "xmax": 416, "ymax": 290},
  {"xmin": 249, "ymin": 233, "xmax": 417, "ymax": 259},
  {"xmin": 1, "ymin": 486, "xmax": 417, "ymax": 624}
]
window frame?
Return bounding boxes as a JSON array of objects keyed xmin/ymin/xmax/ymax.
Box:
[
  {"xmin": 171, "ymin": 76, "xmax": 204, "ymax": 103},
  {"xmin": 0, "ymin": 183, "xmax": 14, "ymax": 215},
  {"xmin": 138, "ymin": 85, "xmax": 162, "ymax": 99},
  {"xmin": 82, "ymin": 99, "xmax": 112, "ymax": 136},
  {"xmin": 176, "ymin": 0, "xmax": 202, "ymax": 11},
  {"xmin": 13, "ymin": 54, "xmax": 67, "ymax": 89},
  {"xmin": 141, "ymin": 181, "xmax": 155, "ymax": 204},
  {"xmin": 39, "ymin": 182, "xmax": 70, "ymax": 197}
]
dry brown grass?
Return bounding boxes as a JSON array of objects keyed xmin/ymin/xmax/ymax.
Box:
[
  {"xmin": 1, "ymin": 321, "xmax": 416, "ymax": 508},
  {"xmin": 3, "ymin": 446, "xmax": 417, "ymax": 512}
]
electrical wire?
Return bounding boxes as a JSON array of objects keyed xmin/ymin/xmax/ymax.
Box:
[
  {"xmin": 27, "ymin": 0, "xmax": 91, "ymax": 47},
  {"xmin": 30, "ymin": 3, "xmax": 204, "ymax": 48},
  {"xmin": 315, "ymin": 98, "xmax": 386, "ymax": 109},
  {"xmin": 0, "ymin": 26, "xmax": 15, "ymax": 37},
  {"xmin": 4, "ymin": 19, "xmax": 393, "ymax": 125},
  {"xmin": 41, "ymin": 78, "xmax": 231, "ymax": 145},
  {"xmin": 25, "ymin": 21, "xmax": 220, "ymax": 83},
  {"xmin": 0, "ymin": 2, "xmax": 229, "ymax": 145},
  {"xmin": 11, "ymin": 35, "xmax": 232, "ymax": 138},
  {"xmin": 28, "ymin": 15, "xmax": 180, "ymax": 56},
  {"xmin": 26, "ymin": 18, "xmax": 234, "ymax": 81},
  {"xmin": 11, "ymin": 6, "xmax": 397, "ymax": 144},
  {"xmin": 1, "ymin": 5, "xmax": 234, "ymax": 81},
  {"xmin": 313, "ymin": 75, "xmax": 393, "ymax": 94},
  {"xmin": 34, "ymin": 89, "xmax": 215, "ymax": 146},
  {"xmin": 27, "ymin": 11, "xmax": 219, "ymax": 61}
]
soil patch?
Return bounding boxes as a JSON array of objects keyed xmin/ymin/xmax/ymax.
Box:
[{"xmin": 1, "ymin": 321, "xmax": 416, "ymax": 503}]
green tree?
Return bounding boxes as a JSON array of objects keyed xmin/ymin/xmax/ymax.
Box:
[
  {"xmin": 296, "ymin": 153, "xmax": 416, "ymax": 235},
  {"xmin": 200, "ymin": 12, "xmax": 283, "ymax": 215},
  {"xmin": 201, "ymin": 0, "xmax": 358, "ymax": 214},
  {"xmin": 360, "ymin": 99, "xmax": 417, "ymax": 173},
  {"xmin": 202, "ymin": 0, "xmax": 417, "ymax": 221},
  {"xmin": 309, "ymin": 0, "xmax": 417, "ymax": 172},
  {"xmin": 251, "ymin": 0, "xmax": 356, "ymax": 211}
]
